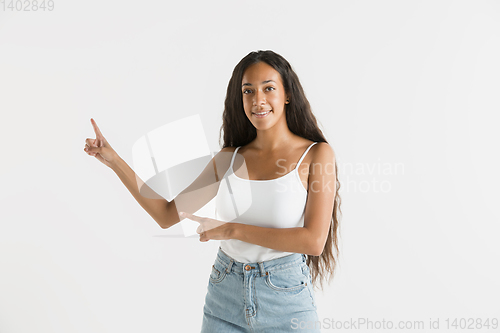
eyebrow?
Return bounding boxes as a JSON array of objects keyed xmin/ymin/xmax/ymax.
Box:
[{"xmin": 241, "ymin": 80, "xmax": 276, "ymax": 88}]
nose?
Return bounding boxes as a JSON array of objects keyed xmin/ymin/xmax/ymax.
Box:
[{"xmin": 252, "ymin": 89, "xmax": 266, "ymax": 106}]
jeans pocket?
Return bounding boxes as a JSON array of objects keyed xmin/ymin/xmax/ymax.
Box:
[
  {"xmin": 209, "ymin": 262, "xmax": 227, "ymax": 284},
  {"xmin": 265, "ymin": 265, "xmax": 308, "ymax": 293}
]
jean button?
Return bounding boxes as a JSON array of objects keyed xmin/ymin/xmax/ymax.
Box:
[{"xmin": 244, "ymin": 265, "xmax": 251, "ymax": 271}]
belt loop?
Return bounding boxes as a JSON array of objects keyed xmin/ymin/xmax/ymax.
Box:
[
  {"xmin": 258, "ymin": 261, "xmax": 266, "ymax": 277},
  {"xmin": 302, "ymin": 254, "xmax": 307, "ymax": 262},
  {"xmin": 226, "ymin": 259, "xmax": 234, "ymax": 274}
]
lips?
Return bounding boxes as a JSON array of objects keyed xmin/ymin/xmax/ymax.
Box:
[
  {"xmin": 253, "ymin": 110, "xmax": 272, "ymax": 114},
  {"xmin": 252, "ymin": 110, "xmax": 272, "ymax": 118}
]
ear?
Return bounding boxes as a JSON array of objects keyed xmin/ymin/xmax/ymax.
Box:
[{"xmin": 285, "ymin": 94, "xmax": 290, "ymax": 104}]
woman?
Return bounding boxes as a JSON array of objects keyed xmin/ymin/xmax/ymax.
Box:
[{"xmin": 84, "ymin": 50, "xmax": 341, "ymax": 332}]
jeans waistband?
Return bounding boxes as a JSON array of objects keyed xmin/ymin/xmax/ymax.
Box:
[{"xmin": 215, "ymin": 246, "xmax": 307, "ymax": 277}]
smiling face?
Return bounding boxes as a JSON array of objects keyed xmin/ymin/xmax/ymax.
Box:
[{"xmin": 241, "ymin": 61, "xmax": 289, "ymax": 130}]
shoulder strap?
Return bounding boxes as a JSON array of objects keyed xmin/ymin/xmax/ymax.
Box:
[
  {"xmin": 226, "ymin": 147, "xmax": 241, "ymax": 218},
  {"xmin": 230, "ymin": 146, "xmax": 241, "ymax": 171},
  {"xmin": 296, "ymin": 142, "xmax": 318, "ymax": 168}
]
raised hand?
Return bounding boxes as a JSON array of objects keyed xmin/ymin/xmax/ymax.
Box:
[{"xmin": 84, "ymin": 118, "xmax": 119, "ymax": 168}]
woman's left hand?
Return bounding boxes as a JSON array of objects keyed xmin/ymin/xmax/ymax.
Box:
[{"xmin": 179, "ymin": 212, "xmax": 236, "ymax": 242}]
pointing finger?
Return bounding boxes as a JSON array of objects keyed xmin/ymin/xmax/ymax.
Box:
[
  {"xmin": 182, "ymin": 212, "xmax": 198, "ymax": 221},
  {"xmin": 90, "ymin": 118, "xmax": 104, "ymax": 140}
]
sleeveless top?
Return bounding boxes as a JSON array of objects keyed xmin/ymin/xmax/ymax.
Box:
[{"xmin": 215, "ymin": 142, "xmax": 318, "ymax": 263}]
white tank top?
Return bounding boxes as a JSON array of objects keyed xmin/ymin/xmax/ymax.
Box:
[{"xmin": 216, "ymin": 142, "xmax": 318, "ymax": 263}]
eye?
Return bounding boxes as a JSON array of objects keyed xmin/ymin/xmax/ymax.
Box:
[
  {"xmin": 243, "ymin": 89, "xmax": 252, "ymax": 94},
  {"xmin": 265, "ymin": 86, "xmax": 275, "ymax": 91}
]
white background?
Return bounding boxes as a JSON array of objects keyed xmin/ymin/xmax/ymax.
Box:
[{"xmin": 1, "ymin": 0, "xmax": 499, "ymax": 332}]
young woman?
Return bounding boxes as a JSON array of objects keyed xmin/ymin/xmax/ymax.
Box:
[{"xmin": 84, "ymin": 50, "xmax": 341, "ymax": 332}]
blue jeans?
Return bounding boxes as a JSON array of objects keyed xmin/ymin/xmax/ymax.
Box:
[{"xmin": 201, "ymin": 246, "xmax": 321, "ymax": 332}]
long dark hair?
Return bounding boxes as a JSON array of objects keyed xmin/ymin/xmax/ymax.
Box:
[{"xmin": 218, "ymin": 50, "xmax": 342, "ymax": 291}]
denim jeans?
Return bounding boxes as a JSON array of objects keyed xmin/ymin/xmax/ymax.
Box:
[{"xmin": 201, "ymin": 246, "xmax": 321, "ymax": 332}]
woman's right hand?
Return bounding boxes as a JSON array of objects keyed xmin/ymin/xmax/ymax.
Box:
[{"xmin": 84, "ymin": 118, "xmax": 119, "ymax": 169}]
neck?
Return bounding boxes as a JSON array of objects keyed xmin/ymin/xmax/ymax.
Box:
[{"xmin": 251, "ymin": 121, "xmax": 298, "ymax": 152}]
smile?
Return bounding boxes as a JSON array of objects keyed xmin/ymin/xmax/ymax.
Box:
[{"xmin": 252, "ymin": 110, "xmax": 272, "ymax": 118}]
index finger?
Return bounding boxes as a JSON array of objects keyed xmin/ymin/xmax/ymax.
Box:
[
  {"xmin": 180, "ymin": 212, "xmax": 195, "ymax": 219},
  {"xmin": 180, "ymin": 212, "xmax": 203, "ymax": 224},
  {"xmin": 90, "ymin": 118, "xmax": 104, "ymax": 139}
]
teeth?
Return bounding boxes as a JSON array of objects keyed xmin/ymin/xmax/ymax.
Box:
[{"xmin": 254, "ymin": 111, "xmax": 270, "ymax": 115}]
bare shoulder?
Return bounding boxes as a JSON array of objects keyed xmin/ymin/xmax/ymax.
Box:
[
  {"xmin": 215, "ymin": 147, "xmax": 238, "ymax": 162},
  {"xmin": 310, "ymin": 142, "xmax": 335, "ymax": 162},
  {"xmin": 220, "ymin": 146, "xmax": 238, "ymax": 153},
  {"xmin": 307, "ymin": 142, "xmax": 336, "ymax": 187},
  {"xmin": 217, "ymin": 146, "xmax": 238, "ymax": 160}
]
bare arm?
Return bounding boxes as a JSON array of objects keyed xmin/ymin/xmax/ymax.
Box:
[
  {"xmin": 110, "ymin": 149, "xmax": 234, "ymax": 229},
  {"xmin": 110, "ymin": 155, "xmax": 173, "ymax": 229},
  {"xmin": 233, "ymin": 225, "xmax": 319, "ymax": 256},
  {"xmin": 85, "ymin": 118, "xmax": 235, "ymax": 230}
]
